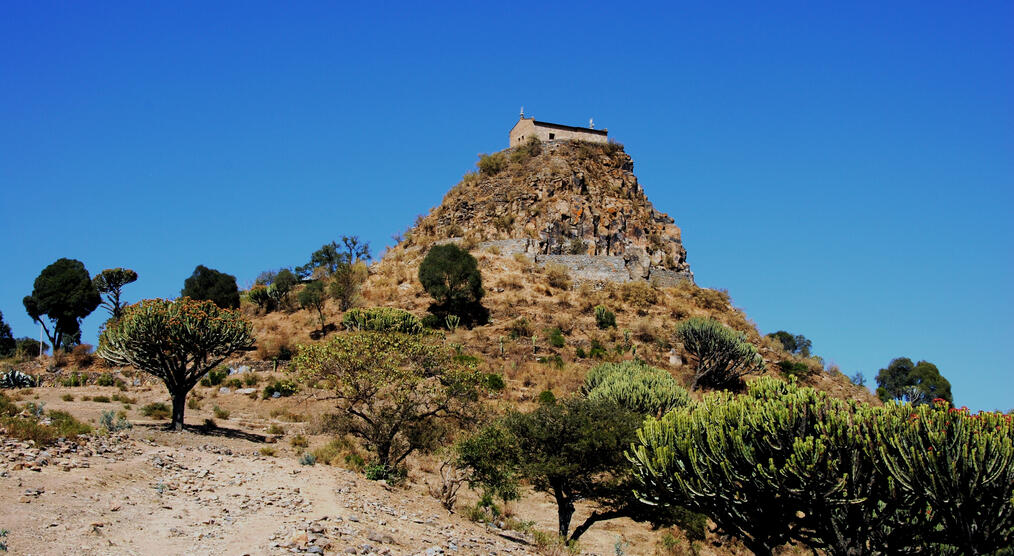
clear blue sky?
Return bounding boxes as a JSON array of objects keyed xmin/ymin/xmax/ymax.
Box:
[{"xmin": 2, "ymin": 2, "xmax": 1011, "ymax": 410}]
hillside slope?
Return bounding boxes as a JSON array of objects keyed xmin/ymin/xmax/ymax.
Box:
[{"xmin": 248, "ymin": 140, "xmax": 872, "ymax": 406}]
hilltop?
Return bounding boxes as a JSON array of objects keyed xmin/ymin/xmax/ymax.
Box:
[{"xmin": 249, "ymin": 139, "xmax": 872, "ymax": 406}]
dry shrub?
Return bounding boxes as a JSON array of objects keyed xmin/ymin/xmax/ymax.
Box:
[
  {"xmin": 496, "ymin": 274, "xmax": 524, "ymax": 291},
  {"xmin": 461, "ymin": 233, "xmax": 480, "ymax": 251},
  {"xmin": 632, "ymin": 317, "xmax": 661, "ymax": 343},
  {"xmin": 620, "ymin": 280, "xmax": 659, "ymax": 309},
  {"xmin": 544, "ymin": 263, "xmax": 572, "ymax": 290},
  {"xmin": 512, "ymin": 253, "xmax": 534, "ymax": 272}
]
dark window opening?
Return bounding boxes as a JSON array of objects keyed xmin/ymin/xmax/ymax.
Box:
[{"xmin": 549, "ymin": 133, "xmax": 555, "ymax": 140}]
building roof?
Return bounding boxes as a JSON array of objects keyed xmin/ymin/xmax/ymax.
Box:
[{"xmin": 511, "ymin": 116, "xmax": 608, "ymax": 136}]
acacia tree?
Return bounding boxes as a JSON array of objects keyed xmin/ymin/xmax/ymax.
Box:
[
  {"xmin": 675, "ymin": 317, "xmax": 763, "ymax": 390},
  {"xmin": 23, "ymin": 258, "xmax": 101, "ymax": 351},
  {"xmin": 92, "ymin": 268, "xmax": 138, "ymax": 319},
  {"xmin": 293, "ymin": 331, "xmax": 489, "ymax": 469},
  {"xmin": 298, "ymin": 281, "xmax": 328, "ymax": 336},
  {"xmin": 0, "ymin": 311, "xmax": 15, "ymax": 358},
  {"xmin": 97, "ymin": 298, "xmax": 253, "ymax": 430}
]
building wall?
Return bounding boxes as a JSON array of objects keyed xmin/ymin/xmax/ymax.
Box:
[{"xmin": 509, "ymin": 118, "xmax": 608, "ymax": 147}]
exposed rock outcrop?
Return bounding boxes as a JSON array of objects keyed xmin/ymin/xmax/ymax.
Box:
[{"xmin": 409, "ymin": 140, "xmax": 693, "ymax": 285}]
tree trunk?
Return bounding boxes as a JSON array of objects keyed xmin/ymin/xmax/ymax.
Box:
[
  {"xmin": 569, "ymin": 509, "xmax": 625, "ymax": 541},
  {"xmin": 171, "ymin": 392, "xmax": 186, "ymax": 431},
  {"xmin": 554, "ymin": 488, "xmax": 574, "ymax": 539}
]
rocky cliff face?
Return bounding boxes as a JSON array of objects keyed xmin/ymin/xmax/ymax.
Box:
[{"xmin": 410, "ymin": 140, "xmax": 693, "ymax": 284}]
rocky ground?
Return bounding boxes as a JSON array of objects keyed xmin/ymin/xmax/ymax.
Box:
[{"xmin": 0, "ymin": 378, "xmax": 683, "ymax": 556}]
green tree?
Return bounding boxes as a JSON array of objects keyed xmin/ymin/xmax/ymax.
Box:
[
  {"xmin": 14, "ymin": 338, "xmax": 48, "ymax": 358},
  {"xmin": 23, "ymin": 258, "xmax": 101, "ymax": 351},
  {"xmin": 247, "ymin": 285, "xmax": 275, "ymax": 312},
  {"xmin": 418, "ymin": 244, "xmax": 487, "ymax": 326},
  {"xmin": 180, "ymin": 265, "xmax": 240, "ymax": 309},
  {"xmin": 97, "ymin": 298, "xmax": 253, "ymax": 430},
  {"xmin": 766, "ymin": 330, "xmax": 812, "ymax": 357},
  {"xmin": 271, "ymin": 268, "xmax": 298, "ymax": 307},
  {"xmin": 0, "ymin": 311, "xmax": 15, "ymax": 358},
  {"xmin": 298, "ymin": 281, "xmax": 328, "ymax": 336},
  {"xmin": 293, "ymin": 331, "xmax": 489, "ymax": 469},
  {"xmin": 676, "ymin": 317, "xmax": 763, "ymax": 391},
  {"xmin": 458, "ymin": 397, "xmax": 642, "ymax": 540},
  {"xmin": 301, "ymin": 235, "xmax": 371, "ymax": 277},
  {"xmin": 875, "ymin": 357, "xmax": 953, "ymax": 406},
  {"xmin": 329, "ymin": 260, "xmax": 369, "ymax": 311},
  {"xmin": 92, "ymin": 268, "xmax": 138, "ymax": 319}
]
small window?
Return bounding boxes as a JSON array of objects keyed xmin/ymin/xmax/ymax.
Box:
[{"xmin": 549, "ymin": 133, "xmax": 555, "ymax": 140}]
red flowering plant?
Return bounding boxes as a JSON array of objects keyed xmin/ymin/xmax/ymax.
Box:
[{"xmin": 874, "ymin": 399, "xmax": 1014, "ymax": 554}]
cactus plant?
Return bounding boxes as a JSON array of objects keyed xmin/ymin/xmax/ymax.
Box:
[
  {"xmin": 583, "ymin": 360, "xmax": 690, "ymax": 418},
  {"xmin": 674, "ymin": 317, "xmax": 762, "ymax": 390},
  {"xmin": 0, "ymin": 369, "xmax": 38, "ymax": 389}
]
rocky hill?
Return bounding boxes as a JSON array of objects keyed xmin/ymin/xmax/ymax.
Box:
[{"xmin": 406, "ymin": 140, "xmax": 693, "ymax": 286}]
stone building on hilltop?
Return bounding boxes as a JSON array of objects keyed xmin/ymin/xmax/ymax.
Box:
[{"xmin": 509, "ymin": 111, "xmax": 608, "ymax": 147}]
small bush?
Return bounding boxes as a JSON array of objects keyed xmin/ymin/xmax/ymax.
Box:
[
  {"xmin": 594, "ymin": 305, "xmax": 616, "ymax": 329},
  {"xmin": 212, "ymin": 405, "xmax": 230, "ymax": 419},
  {"xmin": 544, "ymin": 264, "xmax": 572, "ymax": 290},
  {"xmin": 589, "ymin": 340, "xmax": 608, "ymax": 359},
  {"xmin": 243, "ymin": 374, "xmax": 259, "ymax": 387},
  {"xmin": 111, "ymin": 393, "xmax": 136, "ymax": 404},
  {"xmin": 99, "ymin": 410, "xmax": 132, "ymax": 432},
  {"xmin": 60, "ymin": 393, "xmax": 74, "ymax": 402},
  {"xmin": 566, "ymin": 237, "xmax": 587, "ymax": 255},
  {"xmin": 141, "ymin": 402, "xmax": 170, "ymax": 420},
  {"xmin": 477, "ymin": 152, "xmax": 508, "ymax": 176},
  {"xmin": 777, "ymin": 360, "xmax": 811, "ymax": 379},
  {"xmin": 484, "ymin": 373, "xmax": 506, "ymax": 392},
  {"xmin": 537, "ymin": 390, "xmax": 557, "ymax": 404},
  {"xmin": 262, "ymin": 379, "xmax": 298, "ymax": 399},
  {"xmin": 200, "ymin": 367, "xmax": 228, "ymax": 387},
  {"xmin": 290, "ymin": 434, "xmax": 309, "ymax": 448},
  {"xmin": 299, "ymin": 453, "xmax": 316, "ymax": 466},
  {"xmin": 59, "ymin": 372, "xmax": 85, "ymax": 387},
  {"xmin": 546, "ymin": 327, "xmax": 566, "ymax": 349},
  {"xmin": 364, "ymin": 463, "xmax": 406, "ymax": 484},
  {"xmin": 187, "ymin": 396, "xmax": 202, "ymax": 410},
  {"xmin": 620, "ymin": 280, "xmax": 658, "ymax": 309},
  {"xmin": 508, "ymin": 318, "xmax": 533, "ymax": 340},
  {"xmin": 259, "ymin": 446, "xmax": 277, "ymax": 457},
  {"xmin": 267, "ymin": 424, "xmax": 285, "ymax": 435},
  {"xmin": 96, "ymin": 372, "xmax": 117, "ymax": 387},
  {"xmin": 91, "ymin": 395, "xmax": 111, "ymax": 403}
]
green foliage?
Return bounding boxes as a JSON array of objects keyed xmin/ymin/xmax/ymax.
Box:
[
  {"xmin": 299, "ymin": 452, "xmax": 316, "ymax": 466},
  {"xmin": 59, "ymin": 371, "xmax": 85, "ymax": 387},
  {"xmin": 418, "ymin": 244, "xmax": 487, "ymax": 326},
  {"xmin": 92, "ymin": 268, "xmax": 138, "ymax": 319},
  {"xmin": 766, "ymin": 330, "xmax": 812, "ymax": 357},
  {"xmin": 537, "ymin": 390, "xmax": 556, "ymax": 404},
  {"xmin": 2, "ymin": 408, "xmax": 91, "ymax": 446},
  {"xmin": 99, "ymin": 409, "xmax": 132, "ymax": 432},
  {"xmin": 477, "ymin": 151, "xmax": 508, "ymax": 176},
  {"xmin": 588, "ymin": 339, "xmax": 608, "ymax": 359},
  {"xmin": 14, "ymin": 338, "xmax": 47, "ymax": 358},
  {"xmin": 546, "ymin": 327, "xmax": 565, "ymax": 348},
  {"xmin": 582, "ymin": 360, "xmax": 690, "ymax": 418},
  {"xmin": 483, "ymin": 373, "xmax": 505, "ymax": 392},
  {"xmin": 776, "ymin": 360, "xmax": 810, "ymax": 379},
  {"xmin": 629, "ymin": 378, "xmax": 1014, "ymax": 556},
  {"xmin": 247, "ymin": 285, "xmax": 274, "ymax": 311},
  {"xmin": 875, "ymin": 357, "xmax": 953, "ymax": 405},
  {"xmin": 0, "ymin": 312, "xmax": 15, "ymax": 358},
  {"xmin": 293, "ymin": 331, "xmax": 490, "ymax": 468},
  {"xmin": 98, "ymin": 297, "xmax": 253, "ymax": 430},
  {"xmin": 262, "ymin": 379, "xmax": 298, "ymax": 399},
  {"xmin": 271, "ymin": 268, "xmax": 298, "ymax": 305},
  {"xmin": 874, "ymin": 399, "xmax": 1014, "ymax": 554},
  {"xmin": 507, "ymin": 318, "xmax": 532, "ymax": 340},
  {"xmin": 298, "ymin": 281, "xmax": 328, "ymax": 336},
  {"xmin": 328, "ymin": 260, "xmax": 369, "ymax": 311},
  {"xmin": 675, "ymin": 317, "xmax": 763, "ymax": 391},
  {"xmin": 140, "ymin": 402, "xmax": 170, "ymax": 420},
  {"xmin": 509, "ymin": 135, "xmax": 542, "ymax": 164},
  {"xmin": 364, "ymin": 463, "xmax": 406, "ymax": 484},
  {"xmin": 23, "ymin": 258, "xmax": 101, "ymax": 351},
  {"xmin": 212, "ymin": 405, "xmax": 230, "ymax": 419},
  {"xmin": 457, "ymin": 397, "xmax": 642, "ymax": 539},
  {"xmin": 199, "ymin": 367, "xmax": 227, "ymax": 387},
  {"xmin": 301, "ymin": 236, "xmax": 371, "ymax": 277},
  {"xmin": 342, "ymin": 307, "xmax": 422, "ymax": 334},
  {"xmin": 180, "ymin": 265, "xmax": 240, "ymax": 309},
  {"xmin": 594, "ymin": 305, "xmax": 616, "ymax": 329}
]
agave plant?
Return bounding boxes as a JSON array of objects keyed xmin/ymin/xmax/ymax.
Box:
[{"xmin": 0, "ymin": 369, "xmax": 38, "ymax": 389}]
